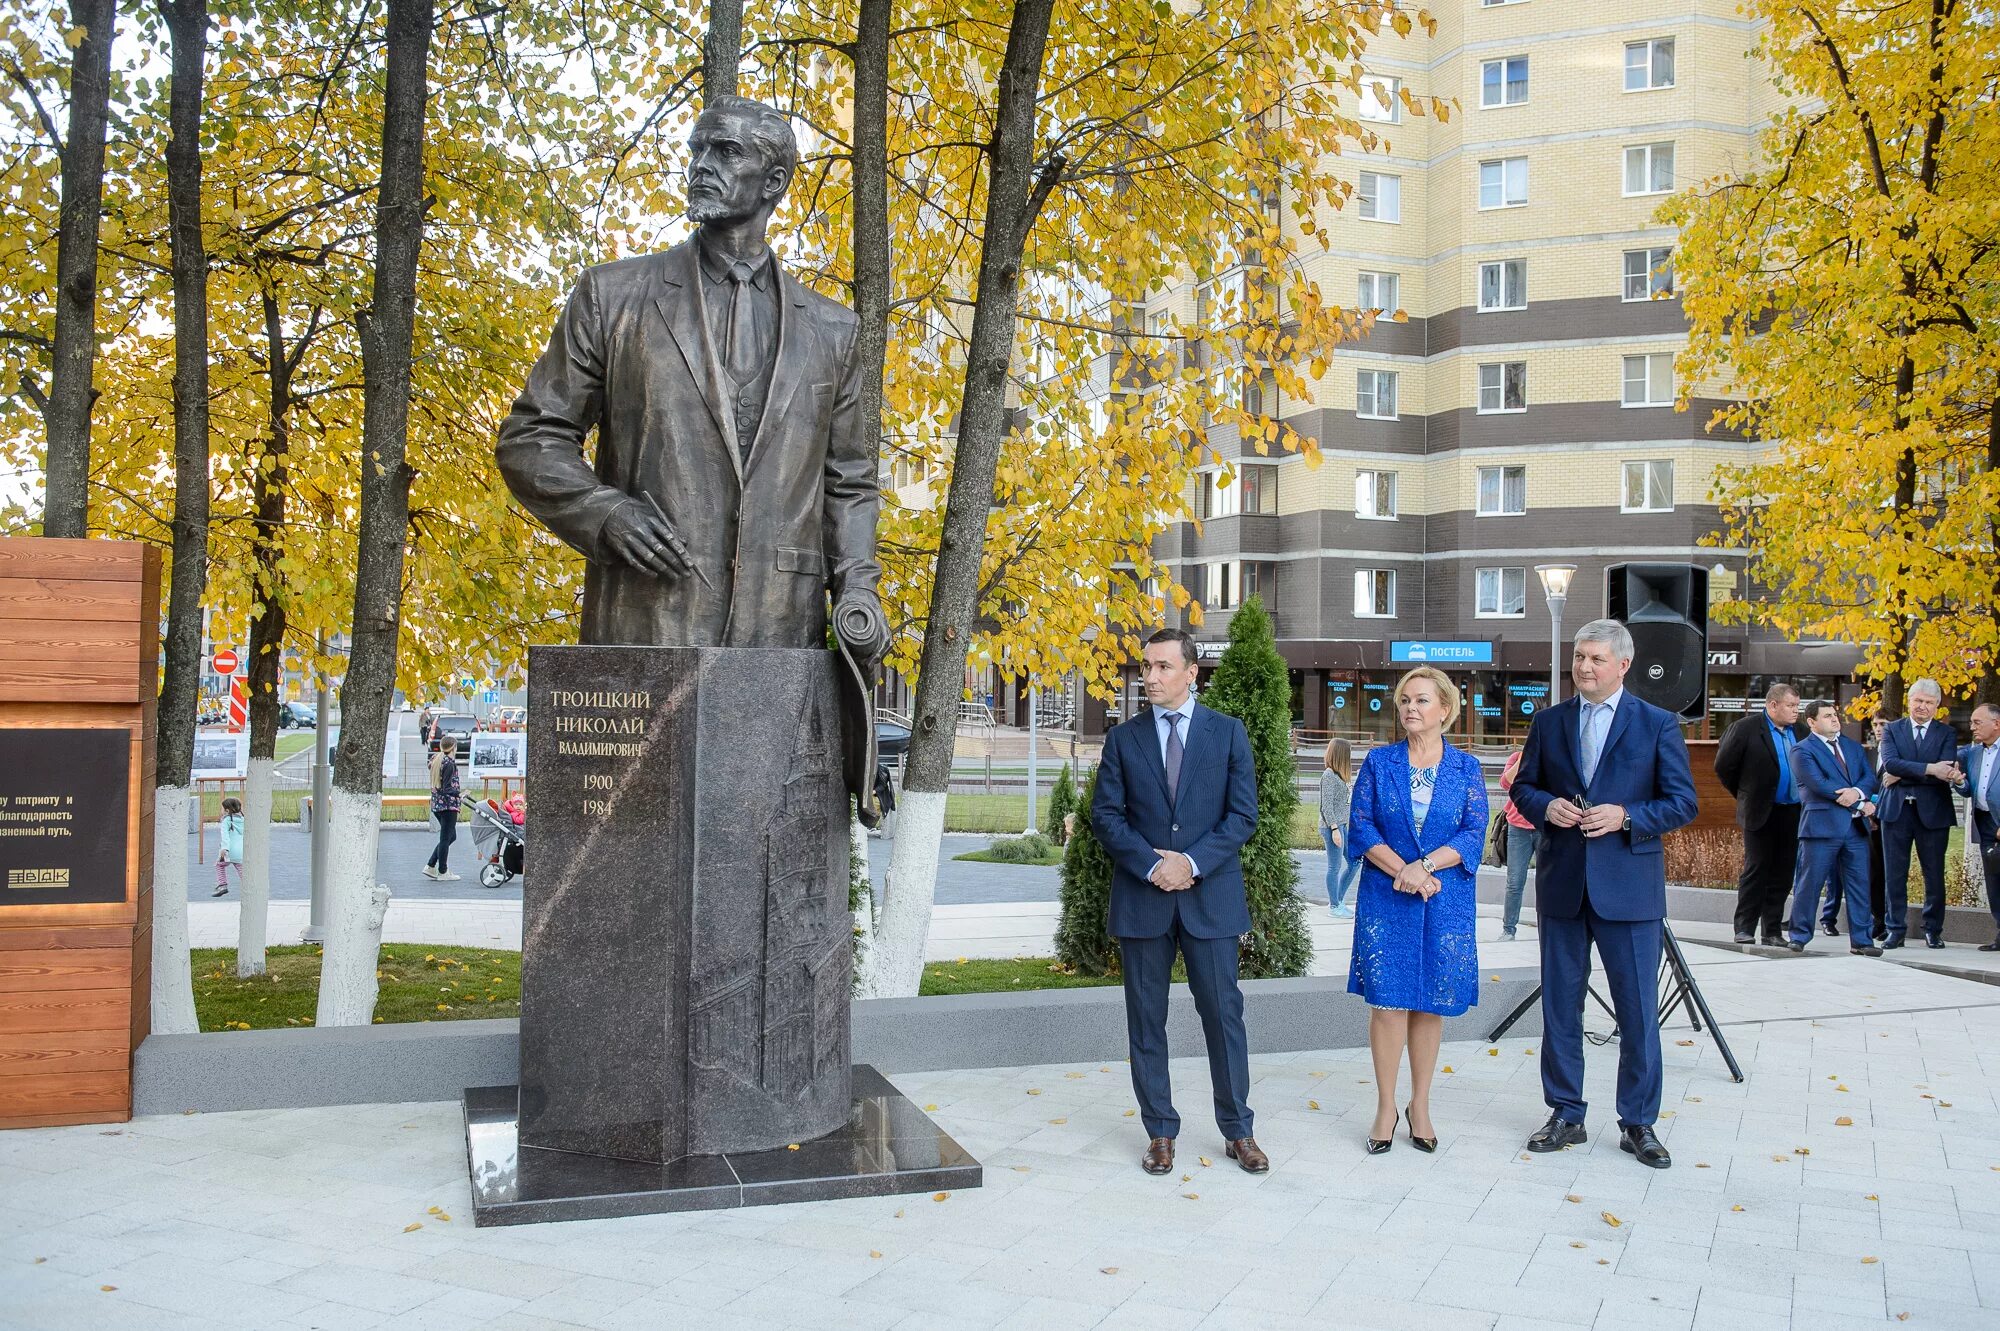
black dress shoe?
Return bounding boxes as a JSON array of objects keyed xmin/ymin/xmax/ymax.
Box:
[
  {"xmin": 1527, "ymin": 1113, "xmax": 1587, "ymax": 1153},
  {"xmin": 1822, "ymin": 921, "xmax": 1840, "ymax": 937},
  {"xmin": 1979, "ymin": 938, "xmax": 2000, "ymax": 953},
  {"xmin": 1850, "ymin": 944, "xmax": 1883, "ymax": 956},
  {"xmin": 1620, "ymin": 1124, "xmax": 1671, "ymax": 1169},
  {"xmin": 1786, "ymin": 941, "xmax": 1806, "ymax": 953},
  {"xmin": 1882, "ymin": 937, "xmax": 1905, "ymax": 949},
  {"xmin": 1761, "ymin": 935, "xmax": 1786, "ymax": 949},
  {"xmin": 1926, "ymin": 934, "xmax": 1945, "ymax": 949},
  {"xmin": 1733, "ymin": 932, "xmax": 1755, "ymax": 944}
]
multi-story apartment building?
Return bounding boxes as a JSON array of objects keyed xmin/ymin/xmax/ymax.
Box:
[{"xmin": 1103, "ymin": 0, "xmax": 1864, "ymax": 743}]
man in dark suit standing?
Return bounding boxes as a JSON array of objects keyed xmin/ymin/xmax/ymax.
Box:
[
  {"xmin": 1511, "ymin": 620, "xmax": 1699, "ymax": 1169},
  {"xmin": 1878, "ymin": 679, "xmax": 1961, "ymax": 948},
  {"xmin": 1955, "ymin": 703, "xmax": 2000, "ymax": 952},
  {"xmin": 1713, "ymin": 683, "xmax": 1805, "ymax": 945},
  {"xmin": 1784, "ymin": 700, "xmax": 1881, "ymax": 955},
  {"xmin": 1862, "ymin": 713, "xmax": 1891, "ymax": 943},
  {"xmin": 1091, "ymin": 628, "xmax": 1265, "ymax": 1177}
]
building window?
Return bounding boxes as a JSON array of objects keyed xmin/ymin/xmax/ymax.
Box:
[
  {"xmin": 1476, "ymin": 464, "xmax": 1527, "ymax": 515},
  {"xmin": 1239, "ymin": 463, "xmax": 1277, "ymax": 515},
  {"xmin": 1625, "ymin": 38, "xmax": 1676, "ymax": 92},
  {"xmin": 1355, "ymin": 568, "xmax": 1397, "ymax": 618},
  {"xmin": 1204, "ymin": 561, "xmax": 1239, "ymax": 610},
  {"xmin": 1356, "ymin": 369, "xmax": 1399, "ymax": 420},
  {"xmin": 1355, "ymin": 469, "xmax": 1398, "ymax": 520},
  {"xmin": 1359, "ymin": 75, "xmax": 1400, "ymax": 123},
  {"xmin": 1241, "ymin": 561, "xmax": 1274, "ymax": 606},
  {"xmin": 1476, "ymin": 566, "xmax": 1527, "ymax": 617},
  {"xmin": 1359, "ymin": 171, "xmax": 1401, "ymax": 222},
  {"xmin": 1623, "ymin": 247, "xmax": 1674, "ymax": 301},
  {"xmin": 1357, "ymin": 270, "xmax": 1399, "ymax": 314},
  {"xmin": 1481, "ymin": 56, "xmax": 1528, "ymax": 107},
  {"xmin": 1478, "ymin": 259, "xmax": 1527, "ymax": 311},
  {"xmin": 1240, "ymin": 367, "xmax": 1277, "ymax": 417},
  {"xmin": 1622, "ymin": 353, "xmax": 1674, "ymax": 406},
  {"xmin": 1478, "ymin": 361, "xmax": 1527, "ymax": 413},
  {"xmin": 1623, "ymin": 142, "xmax": 1675, "ymax": 196},
  {"xmin": 1479, "ymin": 156, "xmax": 1529, "ymax": 209},
  {"xmin": 1622, "ymin": 459, "xmax": 1675, "ymax": 512}
]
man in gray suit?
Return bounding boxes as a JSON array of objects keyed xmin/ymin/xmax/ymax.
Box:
[{"xmin": 496, "ymin": 95, "xmax": 888, "ymax": 804}]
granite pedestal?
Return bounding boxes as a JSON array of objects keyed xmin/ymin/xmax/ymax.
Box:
[{"xmin": 468, "ymin": 644, "xmax": 977, "ymax": 1223}]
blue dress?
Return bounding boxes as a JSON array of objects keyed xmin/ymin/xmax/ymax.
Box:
[{"xmin": 1345, "ymin": 741, "xmax": 1490, "ymax": 1015}]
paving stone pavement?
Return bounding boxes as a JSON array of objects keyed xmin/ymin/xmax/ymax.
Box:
[{"xmin": 5, "ymin": 954, "xmax": 2000, "ymax": 1330}]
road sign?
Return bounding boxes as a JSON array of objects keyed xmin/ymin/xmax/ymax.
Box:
[{"xmin": 212, "ymin": 649, "xmax": 239, "ymax": 675}]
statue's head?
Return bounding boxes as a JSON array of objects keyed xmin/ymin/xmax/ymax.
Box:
[{"xmin": 686, "ymin": 96, "xmax": 799, "ymax": 230}]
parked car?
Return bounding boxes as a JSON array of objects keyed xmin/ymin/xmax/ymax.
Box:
[
  {"xmin": 489, "ymin": 705, "xmax": 526, "ymax": 733},
  {"xmin": 876, "ymin": 721, "xmax": 911, "ymax": 761},
  {"xmin": 434, "ymin": 713, "xmax": 476, "ymax": 760},
  {"xmin": 277, "ymin": 701, "xmax": 317, "ymax": 729}
]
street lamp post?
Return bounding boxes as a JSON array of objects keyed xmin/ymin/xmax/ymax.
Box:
[{"xmin": 1535, "ymin": 563, "xmax": 1578, "ymax": 708}]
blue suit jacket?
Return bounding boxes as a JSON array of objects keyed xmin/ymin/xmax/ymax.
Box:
[
  {"xmin": 1510, "ymin": 692, "xmax": 1701, "ymax": 922},
  {"xmin": 1878, "ymin": 718, "xmax": 1958, "ymax": 829},
  {"xmin": 1788, "ymin": 734, "xmax": 1878, "ymax": 840},
  {"xmin": 1345, "ymin": 742, "xmax": 1490, "ymax": 896},
  {"xmin": 1957, "ymin": 742, "xmax": 1998, "ymax": 844},
  {"xmin": 1090, "ymin": 703, "xmax": 1257, "ymax": 939}
]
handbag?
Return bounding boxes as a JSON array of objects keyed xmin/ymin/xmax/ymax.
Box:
[{"xmin": 1486, "ymin": 810, "xmax": 1510, "ymax": 868}]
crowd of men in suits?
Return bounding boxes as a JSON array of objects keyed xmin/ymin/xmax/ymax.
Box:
[{"xmin": 1715, "ymin": 679, "xmax": 2000, "ymax": 955}]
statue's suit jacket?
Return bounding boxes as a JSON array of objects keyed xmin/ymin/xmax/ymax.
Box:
[{"xmin": 495, "ymin": 239, "xmax": 881, "ymax": 649}]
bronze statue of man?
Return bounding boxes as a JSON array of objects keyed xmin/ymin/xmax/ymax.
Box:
[{"xmin": 496, "ymin": 95, "xmax": 888, "ymax": 811}]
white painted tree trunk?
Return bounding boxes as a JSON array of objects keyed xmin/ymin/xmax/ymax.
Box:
[
  {"xmin": 150, "ymin": 784, "xmax": 199, "ymax": 1033},
  {"xmin": 236, "ymin": 756, "xmax": 274, "ymax": 976},
  {"xmin": 849, "ymin": 813, "xmax": 878, "ymax": 993},
  {"xmin": 868, "ymin": 789, "xmax": 945, "ymax": 997},
  {"xmin": 314, "ymin": 788, "xmax": 390, "ymax": 1026}
]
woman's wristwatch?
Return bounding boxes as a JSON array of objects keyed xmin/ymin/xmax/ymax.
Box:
[{"xmin": 1418, "ymin": 854, "xmax": 1437, "ymax": 874}]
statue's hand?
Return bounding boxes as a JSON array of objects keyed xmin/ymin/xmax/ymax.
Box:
[
  {"xmin": 833, "ymin": 586, "xmax": 890, "ymax": 665},
  {"xmin": 603, "ymin": 498, "xmax": 693, "ymax": 580}
]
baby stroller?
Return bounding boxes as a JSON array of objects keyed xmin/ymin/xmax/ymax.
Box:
[{"xmin": 463, "ymin": 795, "xmax": 525, "ymax": 889}]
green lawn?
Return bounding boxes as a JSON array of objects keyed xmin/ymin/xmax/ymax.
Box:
[
  {"xmin": 191, "ymin": 944, "xmax": 519, "ymax": 1030},
  {"xmin": 197, "ymin": 787, "xmax": 435, "ymax": 821},
  {"xmin": 943, "ymin": 793, "xmax": 1322, "ymax": 849},
  {"xmin": 916, "ymin": 955, "xmax": 1180, "ymax": 994},
  {"xmin": 954, "ymin": 847, "xmax": 1066, "ymax": 866},
  {"xmin": 275, "ymin": 734, "xmax": 316, "ymax": 761}
]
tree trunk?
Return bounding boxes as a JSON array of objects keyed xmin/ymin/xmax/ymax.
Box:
[
  {"xmin": 42, "ymin": 0, "xmax": 117, "ymax": 537},
  {"xmin": 318, "ymin": 0, "xmax": 433, "ymax": 1027},
  {"xmin": 704, "ymin": 0, "xmax": 743, "ymax": 102},
  {"xmin": 238, "ymin": 286, "xmax": 299, "ymax": 978},
  {"xmin": 874, "ymin": 0, "xmax": 1059, "ymax": 997},
  {"xmin": 149, "ymin": 0, "xmax": 210, "ymax": 1034}
]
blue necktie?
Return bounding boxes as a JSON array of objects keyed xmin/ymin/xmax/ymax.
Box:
[{"xmin": 1581, "ymin": 704, "xmax": 1604, "ymax": 786}]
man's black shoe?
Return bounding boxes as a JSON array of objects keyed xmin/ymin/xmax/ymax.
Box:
[
  {"xmin": 1527, "ymin": 1114, "xmax": 1586, "ymax": 1153},
  {"xmin": 1979, "ymin": 938, "xmax": 2000, "ymax": 953},
  {"xmin": 1822, "ymin": 921, "xmax": 1840, "ymax": 937},
  {"xmin": 1786, "ymin": 941, "xmax": 1806, "ymax": 953},
  {"xmin": 1733, "ymin": 932, "xmax": 1754, "ymax": 944},
  {"xmin": 1882, "ymin": 937, "xmax": 1905, "ymax": 949},
  {"xmin": 1850, "ymin": 944, "xmax": 1883, "ymax": 957},
  {"xmin": 1620, "ymin": 1124, "xmax": 1671, "ymax": 1169},
  {"xmin": 1761, "ymin": 935, "xmax": 1786, "ymax": 948},
  {"xmin": 1926, "ymin": 934, "xmax": 1945, "ymax": 949}
]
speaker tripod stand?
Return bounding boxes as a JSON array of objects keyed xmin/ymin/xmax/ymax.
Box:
[{"xmin": 1486, "ymin": 926, "xmax": 1743, "ymax": 1082}]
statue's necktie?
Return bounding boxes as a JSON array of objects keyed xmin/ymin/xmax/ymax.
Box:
[
  {"xmin": 1581, "ymin": 703, "xmax": 1604, "ymax": 787},
  {"xmin": 724, "ymin": 262, "xmax": 758, "ymax": 384},
  {"xmin": 1164, "ymin": 712, "xmax": 1183, "ymax": 803}
]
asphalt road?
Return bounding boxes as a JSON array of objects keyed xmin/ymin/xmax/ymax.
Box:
[{"xmin": 186, "ymin": 823, "xmax": 1347, "ymax": 908}]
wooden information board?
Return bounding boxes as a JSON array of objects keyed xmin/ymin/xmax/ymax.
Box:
[{"xmin": 0, "ymin": 537, "xmax": 158, "ymax": 1128}]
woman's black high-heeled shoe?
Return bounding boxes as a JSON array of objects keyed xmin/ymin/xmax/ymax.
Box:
[
  {"xmin": 1366, "ymin": 1114, "xmax": 1394, "ymax": 1154},
  {"xmin": 1404, "ymin": 1106, "xmax": 1437, "ymax": 1153}
]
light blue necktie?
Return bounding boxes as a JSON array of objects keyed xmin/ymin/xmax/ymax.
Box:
[
  {"xmin": 1163, "ymin": 712, "xmax": 1183, "ymax": 803},
  {"xmin": 1581, "ymin": 703, "xmax": 1605, "ymax": 786}
]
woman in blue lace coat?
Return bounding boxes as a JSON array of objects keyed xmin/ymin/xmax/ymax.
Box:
[{"xmin": 1347, "ymin": 666, "xmax": 1490, "ymax": 1153}]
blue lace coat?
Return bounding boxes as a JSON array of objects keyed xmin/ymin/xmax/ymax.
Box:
[{"xmin": 1346, "ymin": 741, "xmax": 1490, "ymax": 1015}]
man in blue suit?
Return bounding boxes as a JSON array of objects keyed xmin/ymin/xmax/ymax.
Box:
[
  {"xmin": 1511, "ymin": 619, "xmax": 1699, "ymax": 1169},
  {"xmin": 1955, "ymin": 703, "xmax": 2000, "ymax": 951},
  {"xmin": 1877, "ymin": 679, "xmax": 1961, "ymax": 948},
  {"xmin": 1784, "ymin": 700, "xmax": 1881, "ymax": 955},
  {"xmin": 1091, "ymin": 628, "xmax": 1265, "ymax": 1177}
]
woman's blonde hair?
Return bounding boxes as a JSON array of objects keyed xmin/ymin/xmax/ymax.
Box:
[
  {"xmin": 1394, "ymin": 666, "xmax": 1462, "ymax": 727},
  {"xmin": 1323, "ymin": 736, "xmax": 1353, "ymax": 780}
]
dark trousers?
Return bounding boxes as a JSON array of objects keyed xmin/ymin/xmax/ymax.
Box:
[
  {"xmin": 1881, "ymin": 815, "xmax": 1950, "ymax": 940},
  {"xmin": 427, "ymin": 809, "xmax": 458, "ymax": 872},
  {"xmin": 1976, "ymin": 833, "xmax": 2000, "ymax": 938},
  {"xmin": 1789, "ymin": 828, "xmax": 1872, "ymax": 945},
  {"xmin": 1735, "ymin": 809, "xmax": 1801, "ymax": 938},
  {"xmin": 1539, "ymin": 903, "xmax": 1664, "ymax": 1129},
  {"xmin": 1119, "ymin": 916, "xmax": 1253, "ymax": 1141}
]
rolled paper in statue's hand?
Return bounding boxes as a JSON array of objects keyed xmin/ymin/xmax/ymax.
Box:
[{"xmin": 834, "ymin": 595, "xmax": 887, "ymax": 661}]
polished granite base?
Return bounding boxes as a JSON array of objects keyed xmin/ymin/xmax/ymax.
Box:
[{"xmin": 461, "ymin": 1065, "xmax": 981, "ymax": 1226}]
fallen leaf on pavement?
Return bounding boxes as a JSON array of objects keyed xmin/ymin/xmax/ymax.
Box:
[
  {"xmin": 933, "ymin": 1193, "xmax": 950, "ymax": 1202},
  {"xmin": 1596, "ymin": 1259, "xmax": 1609, "ymax": 1266},
  {"xmin": 1565, "ymin": 1194, "xmax": 1582, "ymax": 1203},
  {"xmin": 1861, "ymin": 1256, "xmax": 1879, "ymax": 1265},
  {"xmin": 1569, "ymin": 1241, "xmax": 1585, "ymax": 1249},
  {"xmin": 1308, "ymin": 1100, "xmax": 1321, "ymax": 1110},
  {"xmin": 404, "ymin": 1222, "xmax": 422, "ymax": 1233},
  {"xmin": 1027, "ymin": 1089, "xmax": 1042, "ymax": 1096},
  {"xmin": 1835, "ymin": 1116, "xmax": 1853, "ymax": 1126},
  {"xmin": 1182, "ymin": 1192, "xmax": 1199, "ymax": 1200},
  {"xmin": 1123, "ymin": 1109, "xmax": 1136, "ymax": 1117},
  {"xmin": 1441, "ymin": 1065, "xmax": 1454, "ymax": 1074},
  {"xmin": 870, "ymin": 1250, "xmax": 883, "ymax": 1259},
  {"xmin": 1199, "ymin": 1157, "xmax": 1212, "ymax": 1167},
  {"xmin": 1049, "ymin": 1118, "xmax": 1067, "ymax": 1125},
  {"xmin": 100, "ymin": 1285, "xmax": 116, "ymax": 1292},
  {"xmin": 1101, "ymin": 1266, "xmax": 1118, "ymax": 1275},
  {"xmin": 1731, "ymin": 1205, "xmax": 1745, "ymax": 1213},
  {"xmin": 924, "ymin": 1104, "xmax": 938, "ymax": 1112},
  {"xmin": 1601, "ymin": 1212, "xmax": 1622, "ymax": 1228},
  {"xmin": 1677, "ymin": 1039, "xmax": 1695, "ymax": 1046},
  {"xmin": 1866, "ymin": 1194, "xmax": 1878, "ymax": 1201},
  {"xmin": 1795, "ymin": 1147, "xmax": 1811, "ymax": 1156},
  {"xmin": 1488, "ymin": 1048, "xmax": 1499, "ymax": 1057}
]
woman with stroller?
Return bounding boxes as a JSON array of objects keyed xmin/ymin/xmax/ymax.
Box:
[{"xmin": 424, "ymin": 739, "xmax": 462, "ymax": 882}]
